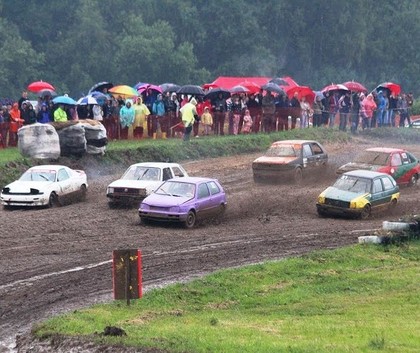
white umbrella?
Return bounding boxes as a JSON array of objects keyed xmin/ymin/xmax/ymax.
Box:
[{"xmin": 77, "ymin": 96, "xmax": 99, "ymax": 105}]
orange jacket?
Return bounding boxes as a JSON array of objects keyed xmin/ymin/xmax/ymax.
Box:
[{"xmin": 9, "ymin": 103, "xmax": 24, "ymax": 132}]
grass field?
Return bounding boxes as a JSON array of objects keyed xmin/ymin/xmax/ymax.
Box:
[{"xmin": 33, "ymin": 241, "xmax": 420, "ymax": 353}]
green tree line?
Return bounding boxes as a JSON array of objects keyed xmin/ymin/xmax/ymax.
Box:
[{"xmin": 0, "ymin": 0, "xmax": 418, "ymax": 99}]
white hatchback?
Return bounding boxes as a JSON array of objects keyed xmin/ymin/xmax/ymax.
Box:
[{"xmin": 106, "ymin": 162, "xmax": 188, "ymax": 207}]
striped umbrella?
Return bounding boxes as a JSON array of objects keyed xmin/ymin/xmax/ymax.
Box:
[{"xmin": 76, "ymin": 96, "xmax": 99, "ymax": 105}]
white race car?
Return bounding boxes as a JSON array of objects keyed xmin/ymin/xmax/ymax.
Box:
[
  {"xmin": 106, "ymin": 162, "xmax": 189, "ymax": 207},
  {"xmin": 1, "ymin": 165, "xmax": 88, "ymax": 208}
]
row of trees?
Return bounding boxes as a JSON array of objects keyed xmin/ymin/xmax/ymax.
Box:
[{"xmin": 0, "ymin": 0, "xmax": 419, "ymax": 99}]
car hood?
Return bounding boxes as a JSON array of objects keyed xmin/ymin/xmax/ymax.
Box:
[
  {"xmin": 3, "ymin": 180, "xmax": 53, "ymax": 192},
  {"xmin": 321, "ymin": 186, "xmax": 368, "ymax": 202},
  {"xmin": 142, "ymin": 193, "xmax": 192, "ymax": 207},
  {"xmin": 253, "ymin": 156, "xmax": 297, "ymax": 165},
  {"xmin": 108, "ymin": 179, "xmax": 161, "ymax": 190},
  {"xmin": 337, "ymin": 162, "xmax": 382, "ymax": 173}
]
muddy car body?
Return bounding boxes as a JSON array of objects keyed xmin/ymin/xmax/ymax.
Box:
[{"xmin": 252, "ymin": 139, "xmax": 328, "ymax": 183}]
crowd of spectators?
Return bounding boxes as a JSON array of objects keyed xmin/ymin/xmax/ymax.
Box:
[{"xmin": 0, "ymin": 85, "xmax": 415, "ymax": 148}]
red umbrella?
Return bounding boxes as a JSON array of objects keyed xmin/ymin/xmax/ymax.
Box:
[
  {"xmin": 27, "ymin": 81, "xmax": 55, "ymax": 93},
  {"xmin": 321, "ymin": 83, "xmax": 349, "ymax": 94},
  {"xmin": 376, "ymin": 82, "xmax": 401, "ymax": 96},
  {"xmin": 342, "ymin": 81, "xmax": 367, "ymax": 93},
  {"xmin": 237, "ymin": 81, "xmax": 261, "ymax": 94},
  {"xmin": 286, "ymin": 85, "xmax": 315, "ymax": 103}
]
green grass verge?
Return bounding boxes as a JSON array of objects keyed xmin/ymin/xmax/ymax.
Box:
[{"xmin": 33, "ymin": 241, "xmax": 420, "ymax": 353}]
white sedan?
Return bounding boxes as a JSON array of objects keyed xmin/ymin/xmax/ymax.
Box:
[
  {"xmin": 1, "ymin": 165, "xmax": 88, "ymax": 208},
  {"xmin": 106, "ymin": 162, "xmax": 189, "ymax": 207}
]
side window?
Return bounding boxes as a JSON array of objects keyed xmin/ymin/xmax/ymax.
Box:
[
  {"xmin": 172, "ymin": 167, "xmax": 185, "ymax": 177},
  {"xmin": 207, "ymin": 181, "xmax": 220, "ymax": 195},
  {"xmin": 197, "ymin": 183, "xmax": 210, "ymax": 199},
  {"xmin": 162, "ymin": 168, "xmax": 172, "ymax": 181},
  {"xmin": 57, "ymin": 169, "xmax": 70, "ymax": 182},
  {"xmin": 372, "ymin": 179, "xmax": 384, "ymax": 193},
  {"xmin": 381, "ymin": 177, "xmax": 394, "ymax": 191},
  {"xmin": 390, "ymin": 153, "xmax": 402, "ymax": 167},
  {"xmin": 401, "ymin": 152, "xmax": 411, "ymax": 165},
  {"xmin": 311, "ymin": 143, "xmax": 323, "ymax": 155},
  {"xmin": 302, "ymin": 144, "xmax": 313, "ymax": 157}
]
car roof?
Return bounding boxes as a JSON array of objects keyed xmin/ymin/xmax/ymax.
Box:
[
  {"xmin": 168, "ymin": 176, "xmax": 218, "ymax": 184},
  {"xmin": 366, "ymin": 147, "xmax": 406, "ymax": 153},
  {"xmin": 129, "ymin": 162, "xmax": 183, "ymax": 168},
  {"xmin": 271, "ymin": 139, "xmax": 321, "ymax": 146},
  {"xmin": 343, "ymin": 170, "xmax": 391, "ymax": 179}
]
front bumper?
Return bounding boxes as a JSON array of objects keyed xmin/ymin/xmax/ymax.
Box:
[
  {"xmin": 1, "ymin": 194, "xmax": 49, "ymax": 207},
  {"xmin": 138, "ymin": 210, "xmax": 188, "ymax": 223},
  {"xmin": 316, "ymin": 203, "xmax": 361, "ymax": 217}
]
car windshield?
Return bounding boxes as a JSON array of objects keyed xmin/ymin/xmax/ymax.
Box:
[
  {"xmin": 265, "ymin": 145, "xmax": 297, "ymax": 157},
  {"xmin": 121, "ymin": 166, "xmax": 160, "ymax": 181},
  {"xmin": 333, "ymin": 175, "xmax": 371, "ymax": 193},
  {"xmin": 354, "ymin": 151, "xmax": 389, "ymax": 165},
  {"xmin": 156, "ymin": 181, "xmax": 195, "ymax": 198},
  {"xmin": 19, "ymin": 170, "xmax": 56, "ymax": 182}
]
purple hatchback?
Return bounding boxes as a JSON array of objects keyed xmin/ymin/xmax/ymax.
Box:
[{"xmin": 138, "ymin": 177, "xmax": 227, "ymax": 228}]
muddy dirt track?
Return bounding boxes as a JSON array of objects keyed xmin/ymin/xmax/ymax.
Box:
[{"xmin": 1, "ymin": 137, "xmax": 420, "ymax": 351}]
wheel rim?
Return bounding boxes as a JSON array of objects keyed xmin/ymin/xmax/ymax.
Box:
[{"xmin": 409, "ymin": 174, "xmax": 418, "ymax": 186}]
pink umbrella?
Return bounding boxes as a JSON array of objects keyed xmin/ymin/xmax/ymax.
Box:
[{"xmin": 136, "ymin": 83, "xmax": 162, "ymax": 94}]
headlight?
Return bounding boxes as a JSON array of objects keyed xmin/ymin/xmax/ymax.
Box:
[
  {"xmin": 317, "ymin": 195, "xmax": 325, "ymax": 204},
  {"xmin": 350, "ymin": 201, "xmax": 357, "ymax": 209},
  {"xmin": 140, "ymin": 203, "xmax": 149, "ymax": 210},
  {"xmin": 169, "ymin": 206, "xmax": 180, "ymax": 212},
  {"xmin": 107, "ymin": 187, "xmax": 114, "ymax": 194}
]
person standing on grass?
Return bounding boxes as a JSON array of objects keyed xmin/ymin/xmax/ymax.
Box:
[
  {"xmin": 201, "ymin": 106, "xmax": 213, "ymax": 136},
  {"xmin": 119, "ymin": 100, "xmax": 135, "ymax": 140},
  {"xmin": 180, "ymin": 97, "xmax": 197, "ymax": 142}
]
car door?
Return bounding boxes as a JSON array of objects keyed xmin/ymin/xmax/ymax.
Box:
[
  {"xmin": 206, "ymin": 181, "xmax": 225, "ymax": 216},
  {"xmin": 311, "ymin": 142, "xmax": 328, "ymax": 167},
  {"xmin": 370, "ymin": 177, "xmax": 389, "ymax": 212},
  {"xmin": 57, "ymin": 168, "xmax": 73, "ymax": 196},
  {"xmin": 394, "ymin": 151, "xmax": 417, "ymax": 184},
  {"xmin": 389, "ymin": 152, "xmax": 404, "ymax": 183},
  {"xmin": 302, "ymin": 143, "xmax": 315, "ymax": 169},
  {"xmin": 196, "ymin": 182, "xmax": 213, "ymax": 218}
]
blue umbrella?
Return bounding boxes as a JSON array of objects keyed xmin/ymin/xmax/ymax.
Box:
[{"xmin": 53, "ymin": 95, "xmax": 77, "ymax": 105}]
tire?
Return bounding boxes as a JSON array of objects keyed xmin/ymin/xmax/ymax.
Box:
[
  {"xmin": 408, "ymin": 174, "xmax": 418, "ymax": 187},
  {"xmin": 48, "ymin": 193, "xmax": 60, "ymax": 208},
  {"xmin": 360, "ymin": 204, "xmax": 371, "ymax": 219},
  {"xmin": 184, "ymin": 210, "xmax": 196, "ymax": 228},
  {"xmin": 80, "ymin": 185, "xmax": 87, "ymax": 201},
  {"xmin": 389, "ymin": 198, "xmax": 397, "ymax": 211},
  {"xmin": 218, "ymin": 203, "xmax": 226, "ymax": 217},
  {"xmin": 294, "ymin": 167, "xmax": 303, "ymax": 184}
]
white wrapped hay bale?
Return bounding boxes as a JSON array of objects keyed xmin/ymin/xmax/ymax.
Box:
[
  {"xmin": 17, "ymin": 123, "xmax": 60, "ymax": 159},
  {"xmin": 79, "ymin": 119, "xmax": 108, "ymax": 155},
  {"xmin": 56, "ymin": 123, "xmax": 87, "ymax": 157}
]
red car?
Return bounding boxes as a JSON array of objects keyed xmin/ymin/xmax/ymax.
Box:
[{"xmin": 337, "ymin": 147, "xmax": 420, "ymax": 186}]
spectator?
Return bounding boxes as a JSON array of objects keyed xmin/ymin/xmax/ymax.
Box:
[
  {"xmin": 289, "ymin": 91, "xmax": 301, "ymax": 129},
  {"xmin": 350, "ymin": 92, "xmax": 360, "ymax": 133},
  {"xmin": 312, "ymin": 95, "xmax": 324, "ymax": 127},
  {"xmin": 212, "ymin": 92, "xmax": 227, "ymax": 135},
  {"xmin": 276, "ymin": 94, "xmax": 289, "ymax": 131},
  {"xmin": 17, "ymin": 91, "xmax": 28, "ymax": 116},
  {"xmin": 361, "ymin": 93, "xmax": 377, "ymax": 129},
  {"xmin": 165, "ymin": 92, "xmax": 179, "ymax": 138},
  {"xmin": 398, "ymin": 94, "xmax": 410, "ymax": 127},
  {"xmin": 37, "ymin": 103, "xmax": 52, "ymax": 123},
  {"xmin": 180, "ymin": 97, "xmax": 197, "ymax": 142},
  {"xmin": 22, "ymin": 102, "xmax": 37, "ymax": 125},
  {"xmin": 376, "ymin": 91, "xmax": 386, "ymax": 127},
  {"xmin": 119, "ymin": 100, "xmax": 135, "ymax": 139},
  {"xmin": 152, "ymin": 93, "xmax": 167, "ymax": 139},
  {"xmin": 230, "ymin": 95, "xmax": 242, "ymax": 135},
  {"xmin": 247, "ymin": 93, "xmax": 261, "ymax": 133},
  {"xmin": 54, "ymin": 104, "xmax": 68, "ymax": 122},
  {"xmin": 299, "ymin": 96, "xmax": 311, "ymax": 128},
  {"xmin": 327, "ymin": 91, "xmax": 339, "ymax": 128},
  {"xmin": 338, "ymin": 91, "xmax": 351, "ymax": 131},
  {"xmin": 241, "ymin": 109, "xmax": 253, "ymax": 134},
  {"xmin": 201, "ymin": 106, "xmax": 213, "ymax": 136},
  {"xmin": 92, "ymin": 104, "xmax": 103, "ymax": 121},
  {"xmin": 9, "ymin": 102, "xmax": 24, "ymax": 146},
  {"xmin": 133, "ymin": 96, "xmax": 150, "ymax": 139},
  {"xmin": 388, "ymin": 92, "xmax": 398, "ymax": 127},
  {"xmin": 0, "ymin": 106, "xmax": 9, "ymax": 147},
  {"xmin": 261, "ymin": 90, "xmax": 276, "ymax": 132}
]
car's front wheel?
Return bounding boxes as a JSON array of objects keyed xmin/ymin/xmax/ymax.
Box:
[
  {"xmin": 184, "ymin": 210, "xmax": 196, "ymax": 228},
  {"xmin": 360, "ymin": 204, "xmax": 371, "ymax": 219},
  {"xmin": 48, "ymin": 192, "xmax": 60, "ymax": 208}
]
